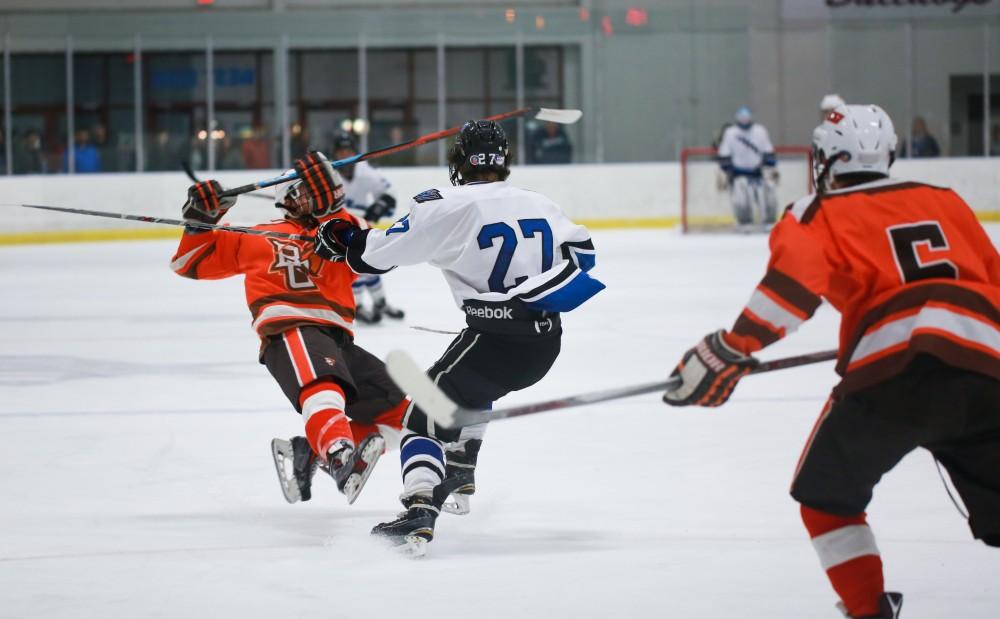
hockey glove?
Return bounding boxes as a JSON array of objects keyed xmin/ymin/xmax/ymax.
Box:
[
  {"xmin": 364, "ymin": 193, "xmax": 397, "ymax": 223},
  {"xmin": 314, "ymin": 218, "xmax": 360, "ymax": 262},
  {"xmin": 293, "ymin": 151, "xmax": 344, "ymax": 214},
  {"xmin": 663, "ymin": 330, "xmax": 758, "ymax": 407},
  {"xmin": 182, "ymin": 180, "xmax": 236, "ymax": 225}
]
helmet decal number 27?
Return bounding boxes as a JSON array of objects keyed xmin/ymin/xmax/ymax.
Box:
[
  {"xmin": 477, "ymin": 218, "xmax": 554, "ymax": 293},
  {"xmin": 886, "ymin": 221, "xmax": 959, "ymax": 284}
]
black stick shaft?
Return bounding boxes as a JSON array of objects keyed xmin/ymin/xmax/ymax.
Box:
[
  {"xmin": 17, "ymin": 204, "xmax": 313, "ymax": 241},
  {"xmin": 481, "ymin": 348, "xmax": 839, "ymax": 423}
]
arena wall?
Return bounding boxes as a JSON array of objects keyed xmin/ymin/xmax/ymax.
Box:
[{"xmin": 0, "ymin": 158, "xmax": 997, "ymax": 244}]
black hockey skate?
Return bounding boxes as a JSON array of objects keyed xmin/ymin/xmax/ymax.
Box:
[
  {"xmin": 441, "ymin": 438, "xmax": 481, "ymax": 515},
  {"xmin": 354, "ymin": 305, "xmax": 383, "ymax": 325},
  {"xmin": 271, "ymin": 436, "xmax": 318, "ymax": 503},
  {"xmin": 324, "ymin": 433, "xmax": 386, "ymax": 505},
  {"xmin": 374, "ymin": 299, "xmax": 405, "ymax": 320},
  {"xmin": 843, "ymin": 592, "xmax": 903, "ymax": 619},
  {"xmin": 371, "ymin": 495, "xmax": 440, "ymax": 557}
]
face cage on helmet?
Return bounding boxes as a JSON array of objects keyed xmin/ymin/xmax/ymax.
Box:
[{"xmin": 280, "ymin": 181, "xmax": 340, "ymax": 220}]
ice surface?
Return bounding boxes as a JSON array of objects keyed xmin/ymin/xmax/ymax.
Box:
[{"xmin": 1, "ymin": 228, "xmax": 997, "ymax": 618}]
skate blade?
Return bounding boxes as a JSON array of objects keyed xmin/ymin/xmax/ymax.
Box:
[
  {"xmin": 344, "ymin": 435, "xmax": 386, "ymax": 505},
  {"xmin": 394, "ymin": 536, "xmax": 428, "ymax": 558},
  {"xmin": 441, "ymin": 493, "xmax": 471, "ymax": 516},
  {"xmin": 270, "ymin": 438, "xmax": 301, "ymax": 504}
]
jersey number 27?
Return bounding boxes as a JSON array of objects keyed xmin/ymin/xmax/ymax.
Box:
[{"xmin": 478, "ymin": 219, "xmax": 553, "ymax": 293}]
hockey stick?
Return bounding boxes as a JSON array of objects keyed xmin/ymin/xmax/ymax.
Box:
[
  {"xmin": 218, "ymin": 106, "xmax": 583, "ymax": 199},
  {"xmin": 409, "ymin": 325, "xmax": 461, "ymax": 335},
  {"xmin": 181, "ymin": 160, "xmax": 275, "ymax": 202},
  {"xmin": 386, "ymin": 348, "xmax": 838, "ymax": 428},
  {"xmin": 15, "ymin": 203, "xmax": 314, "ymax": 242}
]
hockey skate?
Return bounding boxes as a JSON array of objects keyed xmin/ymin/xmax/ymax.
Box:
[
  {"xmin": 354, "ymin": 304, "xmax": 383, "ymax": 325},
  {"xmin": 839, "ymin": 592, "xmax": 903, "ymax": 619},
  {"xmin": 271, "ymin": 436, "xmax": 318, "ymax": 503},
  {"xmin": 374, "ymin": 299, "xmax": 405, "ymax": 320},
  {"xmin": 325, "ymin": 433, "xmax": 387, "ymax": 505},
  {"xmin": 371, "ymin": 494, "xmax": 440, "ymax": 557},
  {"xmin": 441, "ymin": 439, "xmax": 481, "ymax": 515}
]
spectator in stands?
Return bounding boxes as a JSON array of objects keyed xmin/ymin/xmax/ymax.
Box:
[
  {"xmin": 529, "ymin": 121, "xmax": 572, "ymax": 164},
  {"xmin": 14, "ymin": 130, "xmax": 46, "ymax": 174},
  {"xmin": 64, "ymin": 129, "xmax": 102, "ymax": 173},
  {"xmin": 92, "ymin": 124, "xmax": 116, "ymax": 172},
  {"xmin": 990, "ymin": 125, "xmax": 1000, "ymax": 157},
  {"xmin": 241, "ymin": 124, "xmax": 271, "ymax": 169},
  {"xmin": 218, "ymin": 134, "xmax": 244, "ymax": 170},
  {"xmin": 900, "ymin": 116, "xmax": 941, "ymax": 158}
]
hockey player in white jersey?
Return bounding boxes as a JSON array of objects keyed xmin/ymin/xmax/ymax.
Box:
[
  {"xmin": 331, "ymin": 132, "xmax": 405, "ymax": 324},
  {"xmin": 311, "ymin": 120, "xmax": 605, "ymax": 555},
  {"xmin": 717, "ymin": 106, "xmax": 779, "ymax": 229}
]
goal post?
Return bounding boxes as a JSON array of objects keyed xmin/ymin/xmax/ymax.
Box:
[{"xmin": 680, "ymin": 145, "xmax": 813, "ymax": 233}]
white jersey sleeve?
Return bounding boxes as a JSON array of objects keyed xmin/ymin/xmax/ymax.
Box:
[
  {"xmin": 343, "ymin": 161, "xmax": 393, "ymax": 216},
  {"xmin": 344, "ymin": 182, "xmax": 604, "ymax": 313}
]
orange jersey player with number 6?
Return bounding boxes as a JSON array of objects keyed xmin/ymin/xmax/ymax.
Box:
[
  {"xmin": 663, "ymin": 104, "xmax": 1000, "ymax": 619},
  {"xmin": 169, "ymin": 151, "xmax": 408, "ymax": 506}
]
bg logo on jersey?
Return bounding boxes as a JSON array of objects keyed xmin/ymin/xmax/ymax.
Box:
[
  {"xmin": 469, "ymin": 153, "xmax": 505, "ymax": 166},
  {"xmin": 268, "ymin": 240, "xmax": 319, "ymax": 290}
]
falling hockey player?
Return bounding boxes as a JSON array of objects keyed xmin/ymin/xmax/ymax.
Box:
[
  {"xmin": 717, "ymin": 106, "xmax": 780, "ymax": 231},
  {"xmin": 309, "ymin": 120, "xmax": 605, "ymax": 555},
  {"xmin": 169, "ymin": 151, "xmax": 409, "ymax": 505},
  {"xmin": 663, "ymin": 104, "xmax": 1000, "ymax": 618},
  {"xmin": 331, "ymin": 131, "xmax": 406, "ymax": 324}
]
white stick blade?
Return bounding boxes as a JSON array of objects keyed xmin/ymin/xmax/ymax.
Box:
[
  {"xmin": 385, "ymin": 350, "xmax": 461, "ymax": 428},
  {"xmin": 534, "ymin": 107, "xmax": 583, "ymax": 124}
]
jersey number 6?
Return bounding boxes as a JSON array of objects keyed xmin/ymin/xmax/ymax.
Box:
[
  {"xmin": 478, "ymin": 219, "xmax": 554, "ymax": 293},
  {"xmin": 887, "ymin": 221, "xmax": 959, "ymax": 284}
]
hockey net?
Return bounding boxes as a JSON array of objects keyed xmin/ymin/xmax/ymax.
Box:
[{"xmin": 680, "ymin": 145, "xmax": 813, "ymax": 233}]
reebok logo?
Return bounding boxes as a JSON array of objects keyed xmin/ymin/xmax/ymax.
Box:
[{"xmin": 465, "ymin": 306, "xmax": 513, "ymax": 320}]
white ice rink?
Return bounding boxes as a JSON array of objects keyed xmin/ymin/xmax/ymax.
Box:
[{"xmin": 1, "ymin": 228, "xmax": 997, "ymax": 618}]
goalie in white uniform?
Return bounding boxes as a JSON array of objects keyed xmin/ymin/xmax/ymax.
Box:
[
  {"xmin": 717, "ymin": 106, "xmax": 779, "ymax": 228},
  {"xmin": 331, "ymin": 132, "xmax": 405, "ymax": 324},
  {"xmin": 311, "ymin": 120, "xmax": 605, "ymax": 555}
]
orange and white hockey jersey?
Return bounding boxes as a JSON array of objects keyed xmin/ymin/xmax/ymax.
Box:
[
  {"xmin": 170, "ymin": 212, "xmax": 359, "ymax": 340},
  {"xmin": 725, "ymin": 178, "xmax": 1000, "ymax": 395}
]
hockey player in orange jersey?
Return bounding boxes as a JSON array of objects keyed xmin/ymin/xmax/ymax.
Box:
[
  {"xmin": 663, "ymin": 104, "xmax": 1000, "ymax": 618},
  {"xmin": 170, "ymin": 152, "xmax": 408, "ymax": 505}
]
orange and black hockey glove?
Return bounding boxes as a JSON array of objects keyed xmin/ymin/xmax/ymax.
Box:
[
  {"xmin": 662, "ymin": 330, "xmax": 758, "ymax": 407},
  {"xmin": 182, "ymin": 180, "xmax": 236, "ymax": 225},
  {"xmin": 293, "ymin": 151, "xmax": 344, "ymax": 215}
]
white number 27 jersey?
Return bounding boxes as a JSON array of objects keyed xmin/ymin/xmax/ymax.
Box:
[{"xmin": 345, "ymin": 181, "xmax": 602, "ymax": 313}]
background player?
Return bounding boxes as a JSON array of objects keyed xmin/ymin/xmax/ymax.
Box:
[
  {"xmin": 170, "ymin": 152, "xmax": 408, "ymax": 504},
  {"xmin": 331, "ymin": 131, "xmax": 405, "ymax": 324},
  {"xmin": 717, "ymin": 106, "xmax": 779, "ymax": 230},
  {"xmin": 663, "ymin": 104, "xmax": 1000, "ymax": 618},
  {"xmin": 311, "ymin": 120, "xmax": 605, "ymax": 555}
]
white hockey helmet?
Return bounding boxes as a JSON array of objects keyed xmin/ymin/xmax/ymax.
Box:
[
  {"xmin": 819, "ymin": 94, "xmax": 846, "ymax": 113},
  {"xmin": 274, "ymin": 168, "xmax": 345, "ymax": 221},
  {"xmin": 811, "ymin": 104, "xmax": 897, "ymax": 189}
]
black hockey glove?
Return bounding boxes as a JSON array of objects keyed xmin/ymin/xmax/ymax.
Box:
[
  {"xmin": 363, "ymin": 193, "xmax": 396, "ymax": 223},
  {"xmin": 662, "ymin": 330, "xmax": 758, "ymax": 407},
  {"xmin": 314, "ymin": 218, "xmax": 360, "ymax": 262},
  {"xmin": 182, "ymin": 180, "xmax": 236, "ymax": 225},
  {"xmin": 293, "ymin": 151, "xmax": 343, "ymax": 214}
]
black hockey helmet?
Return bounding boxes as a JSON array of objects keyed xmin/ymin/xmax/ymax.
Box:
[
  {"xmin": 448, "ymin": 120, "xmax": 511, "ymax": 186},
  {"xmin": 331, "ymin": 131, "xmax": 358, "ymax": 154}
]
